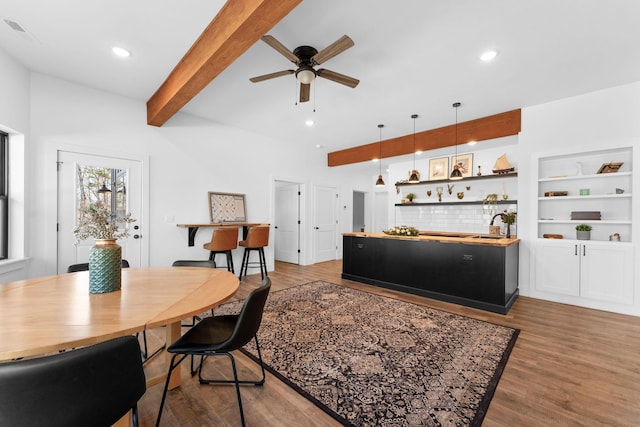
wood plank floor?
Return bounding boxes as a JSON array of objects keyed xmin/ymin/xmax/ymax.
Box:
[{"xmin": 139, "ymin": 260, "xmax": 640, "ymax": 426}]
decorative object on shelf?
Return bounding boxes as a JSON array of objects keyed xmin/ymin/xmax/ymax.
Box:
[
  {"xmin": 375, "ymin": 124, "xmax": 385, "ymax": 187},
  {"xmin": 596, "ymin": 162, "xmax": 623, "ymax": 174},
  {"xmin": 452, "ymin": 153, "xmax": 473, "ymax": 179},
  {"xmin": 73, "ymin": 201, "xmax": 136, "ymax": 294},
  {"xmin": 457, "ymin": 192, "xmax": 464, "ymax": 200},
  {"xmin": 543, "ymin": 234, "xmax": 564, "ymax": 239},
  {"xmin": 609, "ymin": 233, "xmax": 621, "ymax": 242},
  {"xmin": 576, "ymin": 224, "xmax": 592, "ymax": 240},
  {"xmin": 616, "ymin": 188, "xmax": 625, "ymax": 194},
  {"xmin": 492, "ymin": 154, "xmax": 515, "ymax": 174},
  {"xmin": 408, "ymin": 114, "xmax": 420, "ymax": 183},
  {"xmin": 383, "ymin": 225, "xmax": 419, "ymax": 236},
  {"xmin": 579, "ymin": 188, "xmax": 590, "ymax": 196},
  {"xmin": 466, "ymin": 185, "xmax": 471, "ymax": 191},
  {"xmin": 477, "ymin": 165, "xmax": 482, "ymax": 176},
  {"xmin": 209, "ymin": 192, "xmax": 247, "ymax": 222},
  {"xmin": 436, "ymin": 186, "xmax": 443, "ymax": 202},
  {"xmin": 544, "ymin": 191, "xmax": 568, "ymax": 197},
  {"xmin": 482, "ymin": 193, "xmax": 499, "ymax": 216},
  {"xmin": 502, "ymin": 193, "xmax": 509, "ymax": 200},
  {"xmin": 447, "ymin": 184, "xmax": 454, "ymax": 195},
  {"xmin": 428, "ymin": 157, "xmax": 449, "ymax": 181},
  {"xmin": 426, "ymin": 190, "xmax": 432, "ymax": 197},
  {"xmin": 571, "ymin": 211, "xmax": 601, "ymax": 220},
  {"xmin": 450, "ymin": 102, "xmax": 464, "ymax": 180},
  {"xmin": 405, "ymin": 193, "xmax": 416, "ymax": 203}
]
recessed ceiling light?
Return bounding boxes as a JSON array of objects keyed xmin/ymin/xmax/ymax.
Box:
[
  {"xmin": 415, "ymin": 150, "xmax": 423, "ymax": 155},
  {"xmin": 305, "ymin": 119, "xmax": 315, "ymax": 126},
  {"xmin": 467, "ymin": 140, "xmax": 477, "ymax": 146},
  {"xmin": 480, "ymin": 50, "xmax": 498, "ymax": 62},
  {"xmin": 112, "ymin": 46, "xmax": 131, "ymax": 58},
  {"xmin": 372, "ymin": 158, "xmax": 379, "ymax": 163}
]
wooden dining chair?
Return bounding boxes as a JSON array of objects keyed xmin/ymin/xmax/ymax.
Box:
[
  {"xmin": 0, "ymin": 336, "xmax": 146, "ymax": 427},
  {"xmin": 156, "ymin": 278, "xmax": 271, "ymax": 427}
]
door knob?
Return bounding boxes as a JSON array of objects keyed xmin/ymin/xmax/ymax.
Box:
[{"xmin": 314, "ymin": 227, "xmax": 319, "ymax": 230}]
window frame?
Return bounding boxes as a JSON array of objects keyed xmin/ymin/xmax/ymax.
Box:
[{"xmin": 0, "ymin": 131, "xmax": 8, "ymax": 260}]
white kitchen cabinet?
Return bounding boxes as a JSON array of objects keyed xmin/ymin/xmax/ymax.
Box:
[
  {"xmin": 534, "ymin": 239, "xmax": 633, "ymax": 304},
  {"xmin": 532, "ymin": 144, "xmax": 636, "ymax": 312}
]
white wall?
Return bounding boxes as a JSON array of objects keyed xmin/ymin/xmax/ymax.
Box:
[
  {"xmin": 26, "ymin": 73, "xmax": 370, "ymax": 278},
  {"xmin": 0, "ymin": 48, "xmax": 29, "ymax": 282},
  {"xmin": 518, "ymin": 81, "xmax": 640, "ymax": 305}
]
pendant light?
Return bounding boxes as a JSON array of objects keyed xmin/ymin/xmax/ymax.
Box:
[
  {"xmin": 450, "ymin": 102, "xmax": 463, "ymax": 180},
  {"xmin": 408, "ymin": 114, "xmax": 420, "ymax": 183},
  {"xmin": 375, "ymin": 124, "xmax": 385, "ymax": 187}
]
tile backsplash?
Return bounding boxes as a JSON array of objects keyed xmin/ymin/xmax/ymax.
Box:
[{"xmin": 394, "ymin": 203, "xmax": 518, "ymax": 234}]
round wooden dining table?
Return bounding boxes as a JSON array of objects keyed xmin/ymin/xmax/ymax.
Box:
[{"xmin": 0, "ymin": 267, "xmax": 239, "ymax": 389}]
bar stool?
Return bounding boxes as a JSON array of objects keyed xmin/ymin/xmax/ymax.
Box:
[
  {"xmin": 203, "ymin": 227, "xmax": 239, "ymax": 273},
  {"xmin": 239, "ymin": 225, "xmax": 270, "ymax": 280}
]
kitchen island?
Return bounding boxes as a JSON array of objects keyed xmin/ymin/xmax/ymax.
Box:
[{"xmin": 342, "ymin": 231, "xmax": 519, "ymax": 314}]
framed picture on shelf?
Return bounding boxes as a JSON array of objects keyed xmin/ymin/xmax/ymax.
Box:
[
  {"xmin": 208, "ymin": 191, "xmax": 247, "ymax": 223},
  {"xmin": 451, "ymin": 153, "xmax": 474, "ymax": 178},
  {"xmin": 428, "ymin": 157, "xmax": 449, "ymax": 181},
  {"xmin": 596, "ymin": 162, "xmax": 623, "ymax": 174}
]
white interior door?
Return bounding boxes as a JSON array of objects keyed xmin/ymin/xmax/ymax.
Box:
[
  {"xmin": 373, "ymin": 192, "xmax": 388, "ymax": 233},
  {"xmin": 274, "ymin": 182, "xmax": 300, "ymax": 264},
  {"xmin": 313, "ymin": 185, "xmax": 337, "ymax": 263},
  {"xmin": 57, "ymin": 151, "xmax": 143, "ymax": 273}
]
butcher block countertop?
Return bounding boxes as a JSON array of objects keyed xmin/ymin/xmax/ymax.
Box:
[{"xmin": 342, "ymin": 231, "xmax": 519, "ymax": 247}]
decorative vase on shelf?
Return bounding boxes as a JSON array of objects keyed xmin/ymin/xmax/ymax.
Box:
[{"xmin": 89, "ymin": 239, "xmax": 122, "ymax": 294}]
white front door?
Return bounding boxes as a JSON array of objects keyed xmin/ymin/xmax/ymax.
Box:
[
  {"xmin": 313, "ymin": 185, "xmax": 337, "ymax": 263},
  {"xmin": 57, "ymin": 151, "xmax": 143, "ymax": 273},
  {"xmin": 274, "ymin": 182, "xmax": 300, "ymax": 264}
]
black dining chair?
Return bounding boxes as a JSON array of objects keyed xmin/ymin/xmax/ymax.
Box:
[
  {"xmin": 0, "ymin": 336, "xmax": 146, "ymax": 427},
  {"xmin": 66, "ymin": 260, "xmax": 162, "ymax": 361},
  {"xmin": 67, "ymin": 259, "xmax": 130, "ymax": 273},
  {"xmin": 172, "ymin": 259, "xmax": 218, "ymax": 325},
  {"xmin": 156, "ymin": 277, "xmax": 271, "ymax": 427}
]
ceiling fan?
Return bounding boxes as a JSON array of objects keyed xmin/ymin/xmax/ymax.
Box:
[{"xmin": 250, "ymin": 34, "xmax": 359, "ymax": 103}]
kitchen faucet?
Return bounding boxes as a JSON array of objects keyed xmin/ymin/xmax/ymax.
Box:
[{"xmin": 490, "ymin": 213, "xmax": 510, "ymax": 238}]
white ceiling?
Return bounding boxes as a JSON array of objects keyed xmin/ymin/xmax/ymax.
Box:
[{"xmin": 2, "ymin": 0, "xmax": 640, "ymax": 158}]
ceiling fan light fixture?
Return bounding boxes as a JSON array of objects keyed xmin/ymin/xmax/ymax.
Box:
[{"xmin": 296, "ymin": 67, "xmax": 316, "ymax": 84}]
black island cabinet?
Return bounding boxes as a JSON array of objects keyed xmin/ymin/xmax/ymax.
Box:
[{"xmin": 342, "ymin": 234, "xmax": 519, "ymax": 314}]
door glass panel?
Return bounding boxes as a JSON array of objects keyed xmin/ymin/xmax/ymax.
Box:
[{"xmin": 75, "ymin": 164, "xmax": 129, "ymax": 235}]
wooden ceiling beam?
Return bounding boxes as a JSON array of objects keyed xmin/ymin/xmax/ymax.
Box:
[
  {"xmin": 146, "ymin": 0, "xmax": 301, "ymax": 127},
  {"xmin": 328, "ymin": 109, "xmax": 521, "ymax": 167}
]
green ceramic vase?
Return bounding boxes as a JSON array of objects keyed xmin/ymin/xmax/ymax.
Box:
[{"xmin": 89, "ymin": 239, "xmax": 122, "ymax": 293}]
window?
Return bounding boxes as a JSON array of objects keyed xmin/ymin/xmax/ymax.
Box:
[{"xmin": 0, "ymin": 131, "xmax": 8, "ymax": 259}]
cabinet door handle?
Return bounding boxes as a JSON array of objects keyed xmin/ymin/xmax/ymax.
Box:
[
  {"xmin": 583, "ymin": 245, "xmax": 586, "ymax": 256},
  {"xmin": 575, "ymin": 244, "xmax": 578, "ymax": 256}
]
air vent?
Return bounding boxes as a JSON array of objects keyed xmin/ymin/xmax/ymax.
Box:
[
  {"xmin": 4, "ymin": 19, "xmax": 37, "ymax": 42},
  {"xmin": 4, "ymin": 19, "xmax": 26, "ymax": 32}
]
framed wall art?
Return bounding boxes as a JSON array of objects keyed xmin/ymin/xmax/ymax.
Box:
[
  {"xmin": 208, "ymin": 192, "xmax": 247, "ymax": 223},
  {"xmin": 451, "ymin": 153, "xmax": 474, "ymax": 178},
  {"xmin": 428, "ymin": 157, "xmax": 449, "ymax": 181}
]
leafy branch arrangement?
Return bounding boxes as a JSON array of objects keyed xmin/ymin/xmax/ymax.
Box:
[
  {"xmin": 73, "ymin": 201, "xmax": 136, "ymax": 242},
  {"xmin": 383, "ymin": 225, "xmax": 419, "ymax": 236}
]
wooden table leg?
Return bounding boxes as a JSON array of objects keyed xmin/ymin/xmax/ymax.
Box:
[{"xmin": 165, "ymin": 321, "xmax": 182, "ymax": 390}]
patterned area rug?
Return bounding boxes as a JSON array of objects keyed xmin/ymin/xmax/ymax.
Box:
[{"xmin": 216, "ymin": 281, "xmax": 519, "ymax": 426}]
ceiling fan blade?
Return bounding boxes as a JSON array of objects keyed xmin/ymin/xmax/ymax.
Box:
[
  {"xmin": 261, "ymin": 35, "xmax": 299, "ymax": 64},
  {"xmin": 249, "ymin": 70, "xmax": 294, "ymax": 83},
  {"xmin": 299, "ymin": 83, "xmax": 310, "ymax": 103},
  {"xmin": 316, "ymin": 69, "xmax": 360, "ymax": 88},
  {"xmin": 311, "ymin": 35, "xmax": 354, "ymax": 65}
]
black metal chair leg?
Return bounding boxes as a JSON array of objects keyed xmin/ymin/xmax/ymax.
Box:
[{"xmin": 156, "ymin": 353, "xmax": 189, "ymax": 427}]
